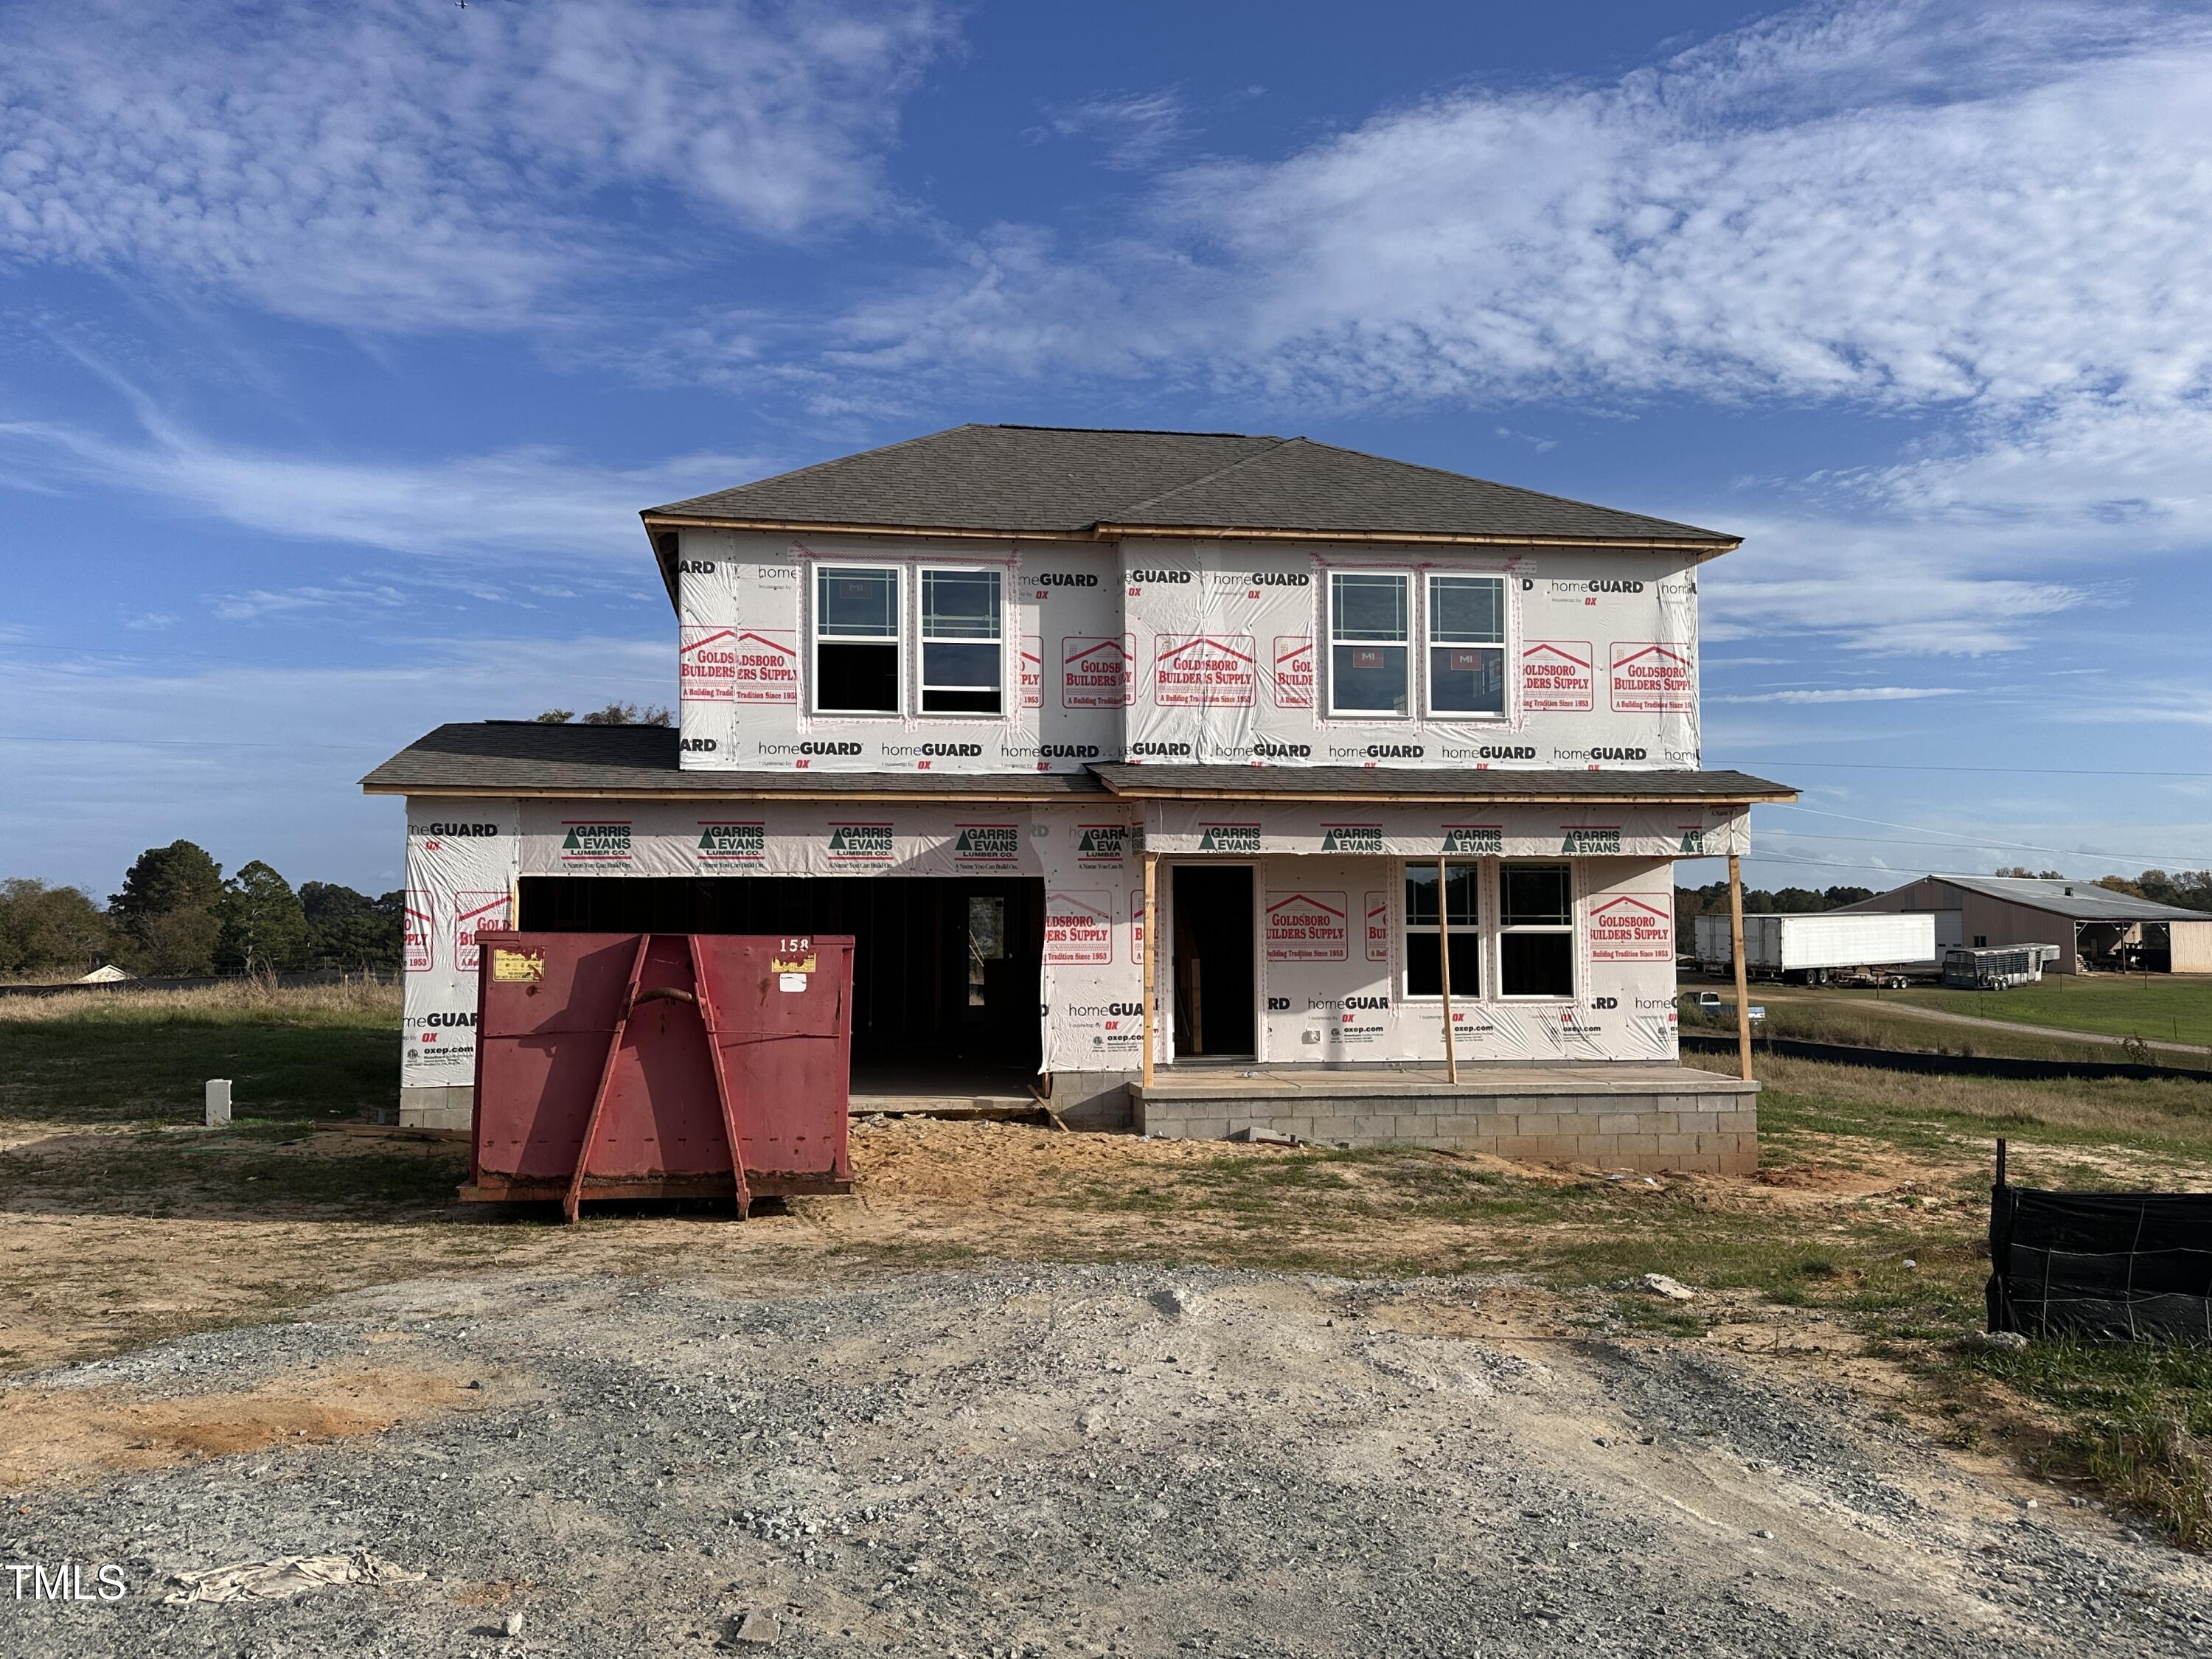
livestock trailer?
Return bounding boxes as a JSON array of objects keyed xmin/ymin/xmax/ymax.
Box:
[
  {"xmin": 1942, "ymin": 945, "xmax": 2057, "ymax": 990},
  {"xmin": 1695, "ymin": 911, "xmax": 1937, "ymax": 985}
]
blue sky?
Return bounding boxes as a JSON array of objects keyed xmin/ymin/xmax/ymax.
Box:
[{"xmin": 3, "ymin": 0, "xmax": 2208, "ymax": 899}]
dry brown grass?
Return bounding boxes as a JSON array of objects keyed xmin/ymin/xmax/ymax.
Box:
[
  {"xmin": 1688, "ymin": 1048, "xmax": 2212, "ymax": 1150},
  {"xmin": 0, "ymin": 977, "xmax": 399, "ymax": 1025}
]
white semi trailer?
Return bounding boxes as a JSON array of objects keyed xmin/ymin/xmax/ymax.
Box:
[{"xmin": 1693, "ymin": 911, "xmax": 1938, "ymax": 986}]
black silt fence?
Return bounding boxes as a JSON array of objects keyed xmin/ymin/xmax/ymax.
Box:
[{"xmin": 1988, "ymin": 1147, "xmax": 2212, "ymax": 1343}]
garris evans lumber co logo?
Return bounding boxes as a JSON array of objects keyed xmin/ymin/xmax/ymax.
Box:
[
  {"xmin": 1075, "ymin": 824, "xmax": 1129, "ymax": 864},
  {"xmin": 1321, "ymin": 825, "xmax": 1384, "ymax": 854},
  {"xmin": 953, "ymin": 824, "xmax": 1020, "ymax": 863},
  {"xmin": 1562, "ymin": 826, "xmax": 1623, "ymax": 855},
  {"xmin": 1441, "ymin": 824, "xmax": 1503, "ymax": 855},
  {"xmin": 560, "ymin": 821, "xmax": 632, "ymax": 860},
  {"xmin": 827, "ymin": 824, "xmax": 894, "ymax": 860},
  {"xmin": 1197, "ymin": 824, "xmax": 1262, "ymax": 853},
  {"xmin": 1678, "ymin": 826, "xmax": 1707, "ymax": 854},
  {"xmin": 696, "ymin": 822, "xmax": 765, "ymax": 861}
]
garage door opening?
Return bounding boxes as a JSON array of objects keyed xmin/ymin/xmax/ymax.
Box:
[{"xmin": 518, "ymin": 877, "xmax": 1043, "ymax": 1082}]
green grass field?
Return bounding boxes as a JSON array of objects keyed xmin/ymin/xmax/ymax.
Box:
[
  {"xmin": 1886, "ymin": 974, "xmax": 2212, "ymax": 1048},
  {"xmin": 0, "ymin": 980, "xmax": 400, "ymax": 1127}
]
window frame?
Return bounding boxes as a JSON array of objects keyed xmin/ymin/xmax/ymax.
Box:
[
  {"xmin": 1326, "ymin": 569, "xmax": 1412, "ymax": 719},
  {"xmin": 811, "ymin": 563, "xmax": 904, "ymax": 717},
  {"xmin": 1497, "ymin": 860, "xmax": 1577, "ymax": 1001},
  {"xmin": 1422, "ymin": 571, "xmax": 1509, "ymax": 720},
  {"xmin": 1400, "ymin": 858, "xmax": 1484, "ymax": 1003},
  {"xmin": 917, "ymin": 564, "xmax": 1006, "ymax": 718}
]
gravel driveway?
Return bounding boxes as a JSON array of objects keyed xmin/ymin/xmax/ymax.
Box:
[{"xmin": 3, "ymin": 1262, "xmax": 2206, "ymax": 1657}]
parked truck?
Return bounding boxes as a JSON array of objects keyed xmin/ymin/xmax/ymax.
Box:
[{"xmin": 1693, "ymin": 911, "xmax": 1938, "ymax": 986}]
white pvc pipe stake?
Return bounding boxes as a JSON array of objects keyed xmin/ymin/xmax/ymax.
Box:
[{"xmin": 204, "ymin": 1079, "xmax": 232, "ymax": 1127}]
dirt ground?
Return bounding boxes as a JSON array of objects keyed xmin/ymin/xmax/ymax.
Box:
[
  {"xmin": 0, "ymin": 1112, "xmax": 2078, "ymax": 1377},
  {"xmin": 4, "ymin": 1109, "xmax": 2212, "ymax": 1653}
]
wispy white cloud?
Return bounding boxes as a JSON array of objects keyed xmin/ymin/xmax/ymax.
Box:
[
  {"xmin": 211, "ymin": 581, "xmax": 409, "ymax": 623},
  {"xmin": 0, "ymin": 0, "xmax": 949, "ymax": 330},
  {"xmin": 1711, "ymin": 685, "xmax": 1967, "ymax": 705},
  {"xmin": 0, "ymin": 401, "xmax": 765, "ymax": 564},
  {"xmin": 1035, "ymin": 90, "xmax": 1189, "ymax": 171}
]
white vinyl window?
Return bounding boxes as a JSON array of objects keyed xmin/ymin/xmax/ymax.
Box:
[
  {"xmin": 1404, "ymin": 861, "xmax": 1480, "ymax": 999},
  {"xmin": 1328, "ymin": 571, "xmax": 1409, "ymax": 716},
  {"xmin": 919, "ymin": 568, "xmax": 1003, "ymax": 714},
  {"xmin": 1499, "ymin": 863, "xmax": 1575, "ymax": 998},
  {"xmin": 815, "ymin": 566, "xmax": 901, "ymax": 714},
  {"xmin": 1427, "ymin": 574, "xmax": 1506, "ymax": 716}
]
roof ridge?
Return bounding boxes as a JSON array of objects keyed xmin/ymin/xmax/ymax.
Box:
[
  {"xmin": 1287, "ymin": 437, "xmax": 1727, "ymax": 541},
  {"xmin": 985, "ymin": 422, "xmax": 1279, "ymax": 439},
  {"xmin": 647, "ymin": 425, "xmax": 980, "ymax": 516},
  {"xmin": 1107, "ymin": 436, "xmax": 1297, "ymax": 518}
]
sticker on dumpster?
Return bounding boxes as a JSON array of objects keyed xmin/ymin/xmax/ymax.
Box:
[
  {"xmin": 773, "ymin": 937, "xmax": 815, "ymax": 974},
  {"xmin": 779, "ymin": 973, "xmax": 808, "ymax": 993},
  {"xmin": 491, "ymin": 948, "xmax": 544, "ymax": 983}
]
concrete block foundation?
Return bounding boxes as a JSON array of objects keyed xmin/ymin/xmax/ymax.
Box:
[{"xmin": 1135, "ymin": 1063, "xmax": 1759, "ymax": 1174}]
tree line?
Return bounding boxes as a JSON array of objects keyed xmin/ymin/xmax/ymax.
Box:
[
  {"xmin": 0, "ymin": 841, "xmax": 402, "ymax": 981},
  {"xmin": 1676, "ymin": 866, "xmax": 2212, "ymax": 933}
]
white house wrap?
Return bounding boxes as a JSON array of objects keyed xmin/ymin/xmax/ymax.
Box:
[{"xmin": 366, "ymin": 425, "xmax": 1792, "ymax": 1167}]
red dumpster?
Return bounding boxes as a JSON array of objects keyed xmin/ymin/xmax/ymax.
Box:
[{"xmin": 462, "ymin": 931, "xmax": 854, "ymax": 1219}]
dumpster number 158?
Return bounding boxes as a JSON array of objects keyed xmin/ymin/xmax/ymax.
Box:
[{"xmin": 779, "ymin": 936, "xmax": 813, "ymax": 954}]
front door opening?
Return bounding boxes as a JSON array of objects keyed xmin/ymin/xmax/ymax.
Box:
[{"xmin": 1172, "ymin": 864, "xmax": 1255, "ymax": 1060}]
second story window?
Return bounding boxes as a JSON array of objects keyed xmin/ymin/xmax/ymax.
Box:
[
  {"xmin": 1328, "ymin": 571, "xmax": 1408, "ymax": 716},
  {"xmin": 919, "ymin": 568, "xmax": 1003, "ymax": 714},
  {"xmin": 816, "ymin": 566, "xmax": 900, "ymax": 714},
  {"xmin": 1427, "ymin": 574, "xmax": 1506, "ymax": 716}
]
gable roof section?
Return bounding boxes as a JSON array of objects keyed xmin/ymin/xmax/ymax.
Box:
[
  {"xmin": 1910, "ymin": 873, "xmax": 2211, "ymax": 923},
  {"xmin": 643, "ymin": 425, "xmax": 1734, "ymax": 548}
]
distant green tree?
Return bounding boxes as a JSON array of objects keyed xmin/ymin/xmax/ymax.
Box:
[
  {"xmin": 299, "ymin": 880, "xmax": 400, "ymax": 970},
  {"xmin": 534, "ymin": 709, "xmax": 575, "ymax": 723},
  {"xmin": 1994, "ymin": 866, "xmax": 2064, "ymax": 880},
  {"xmin": 109, "ymin": 840, "xmax": 224, "ymax": 975},
  {"xmin": 581, "ymin": 701, "xmax": 672, "ymax": 726},
  {"xmin": 216, "ymin": 860, "xmax": 310, "ymax": 973},
  {"xmin": 1820, "ymin": 886, "xmax": 1875, "ymax": 907},
  {"xmin": 0, "ymin": 880, "xmax": 115, "ymax": 980}
]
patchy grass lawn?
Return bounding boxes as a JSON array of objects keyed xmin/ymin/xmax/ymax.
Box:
[
  {"xmin": 0, "ymin": 980, "xmax": 400, "ymax": 1127},
  {"xmin": 1678, "ymin": 987, "xmax": 2146, "ymax": 1064}
]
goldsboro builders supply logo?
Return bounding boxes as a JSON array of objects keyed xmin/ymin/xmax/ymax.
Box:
[
  {"xmin": 1441, "ymin": 824, "xmax": 1503, "ymax": 855},
  {"xmin": 827, "ymin": 823, "xmax": 894, "ymax": 862},
  {"xmin": 560, "ymin": 821, "xmax": 633, "ymax": 863},
  {"xmin": 953, "ymin": 824, "xmax": 1020, "ymax": 866},
  {"xmin": 1197, "ymin": 823, "xmax": 1262, "ymax": 853},
  {"xmin": 695, "ymin": 821, "xmax": 766, "ymax": 863},
  {"xmin": 1561, "ymin": 826, "xmax": 1623, "ymax": 855},
  {"xmin": 1320, "ymin": 824, "xmax": 1383, "ymax": 854},
  {"xmin": 1074, "ymin": 824, "xmax": 1129, "ymax": 866}
]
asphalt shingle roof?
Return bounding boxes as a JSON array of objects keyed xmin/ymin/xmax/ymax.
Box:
[
  {"xmin": 644, "ymin": 425, "xmax": 1733, "ymax": 546},
  {"xmin": 361, "ymin": 723, "xmax": 1104, "ymax": 798},
  {"xmin": 361, "ymin": 725, "xmax": 1790, "ymax": 806},
  {"xmin": 1089, "ymin": 765, "xmax": 1792, "ymax": 801}
]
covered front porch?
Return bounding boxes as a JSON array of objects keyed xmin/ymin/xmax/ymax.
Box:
[{"xmin": 1135, "ymin": 1059, "xmax": 1758, "ymax": 1173}]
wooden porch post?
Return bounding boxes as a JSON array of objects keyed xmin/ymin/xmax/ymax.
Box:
[
  {"xmin": 1141, "ymin": 850, "xmax": 1158, "ymax": 1090},
  {"xmin": 1728, "ymin": 852, "xmax": 1753, "ymax": 1081},
  {"xmin": 1436, "ymin": 857, "xmax": 1458, "ymax": 1085}
]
